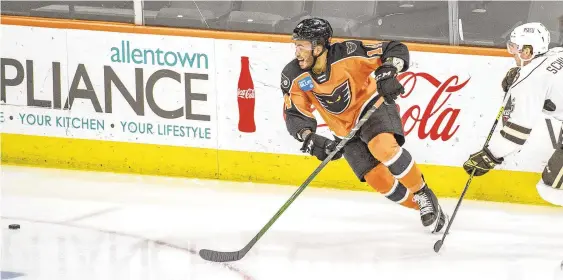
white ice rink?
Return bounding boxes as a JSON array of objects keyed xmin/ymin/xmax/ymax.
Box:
[{"xmin": 1, "ymin": 165, "xmax": 563, "ymax": 280}]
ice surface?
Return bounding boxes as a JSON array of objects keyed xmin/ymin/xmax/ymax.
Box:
[{"xmin": 1, "ymin": 165, "xmax": 562, "ymax": 280}]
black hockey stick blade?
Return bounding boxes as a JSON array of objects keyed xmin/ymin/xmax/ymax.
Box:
[
  {"xmin": 434, "ymin": 105, "xmax": 504, "ymax": 253},
  {"xmin": 199, "ymin": 239, "xmax": 254, "ymax": 262},
  {"xmin": 199, "ymin": 97, "xmax": 386, "ymax": 262},
  {"xmin": 433, "ymin": 240, "xmax": 443, "ymax": 252},
  {"xmin": 199, "ymin": 248, "xmax": 245, "ymax": 262}
]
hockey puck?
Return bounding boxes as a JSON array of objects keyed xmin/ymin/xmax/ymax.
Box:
[{"xmin": 8, "ymin": 224, "xmax": 20, "ymax": 230}]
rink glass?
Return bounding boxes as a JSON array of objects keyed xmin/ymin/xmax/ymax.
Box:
[{"xmin": 2, "ymin": 1, "xmax": 562, "ymax": 48}]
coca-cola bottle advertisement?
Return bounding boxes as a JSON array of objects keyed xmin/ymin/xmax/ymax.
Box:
[{"xmin": 237, "ymin": 56, "xmax": 256, "ymax": 133}]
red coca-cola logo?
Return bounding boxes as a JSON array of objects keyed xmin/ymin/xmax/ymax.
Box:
[
  {"xmin": 238, "ymin": 88, "xmax": 255, "ymax": 99},
  {"xmin": 396, "ymin": 72, "xmax": 470, "ymax": 141},
  {"xmin": 283, "ymin": 72, "xmax": 470, "ymax": 142}
]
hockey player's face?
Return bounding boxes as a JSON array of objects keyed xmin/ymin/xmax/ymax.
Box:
[
  {"xmin": 294, "ymin": 40, "xmax": 314, "ymax": 69},
  {"xmin": 512, "ymin": 49, "xmax": 533, "ymax": 66},
  {"xmin": 507, "ymin": 41, "xmax": 533, "ymax": 66}
]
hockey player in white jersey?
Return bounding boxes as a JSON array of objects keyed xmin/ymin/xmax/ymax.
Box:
[{"xmin": 462, "ymin": 22, "xmax": 563, "ymax": 207}]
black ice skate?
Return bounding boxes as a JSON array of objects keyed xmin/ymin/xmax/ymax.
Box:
[{"xmin": 413, "ymin": 185, "xmax": 448, "ymax": 234}]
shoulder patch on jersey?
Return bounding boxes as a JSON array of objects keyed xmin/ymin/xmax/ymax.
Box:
[
  {"xmin": 334, "ymin": 40, "xmax": 383, "ymax": 59},
  {"xmin": 331, "ymin": 40, "xmax": 360, "ymax": 59},
  {"xmin": 281, "ymin": 59, "xmax": 306, "ymax": 93},
  {"xmin": 312, "ymin": 79, "xmax": 351, "ymax": 114},
  {"xmin": 281, "ymin": 73, "xmax": 291, "ymax": 90},
  {"xmin": 298, "ymin": 76, "xmax": 314, "ymax": 91},
  {"xmin": 346, "ymin": 41, "xmax": 357, "ymax": 55}
]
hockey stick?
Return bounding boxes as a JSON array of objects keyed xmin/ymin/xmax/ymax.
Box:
[
  {"xmin": 199, "ymin": 96, "xmax": 386, "ymax": 262},
  {"xmin": 433, "ymin": 104, "xmax": 504, "ymax": 253}
]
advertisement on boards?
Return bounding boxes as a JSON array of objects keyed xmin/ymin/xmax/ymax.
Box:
[
  {"xmin": 214, "ymin": 39, "xmax": 335, "ymax": 156},
  {"xmin": 1, "ymin": 25, "xmax": 217, "ymax": 149},
  {"xmin": 2, "ymin": 24, "xmax": 562, "ymax": 174},
  {"xmin": 213, "ymin": 39, "xmax": 561, "ymax": 173},
  {"xmin": 398, "ymin": 51, "xmax": 563, "ymax": 173}
]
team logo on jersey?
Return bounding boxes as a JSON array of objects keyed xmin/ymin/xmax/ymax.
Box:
[
  {"xmin": 298, "ymin": 76, "xmax": 314, "ymax": 91},
  {"xmin": 346, "ymin": 41, "xmax": 357, "ymax": 55},
  {"xmin": 312, "ymin": 80, "xmax": 352, "ymax": 114}
]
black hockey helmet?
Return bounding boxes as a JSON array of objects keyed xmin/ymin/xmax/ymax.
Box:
[{"xmin": 292, "ymin": 17, "xmax": 333, "ymax": 49}]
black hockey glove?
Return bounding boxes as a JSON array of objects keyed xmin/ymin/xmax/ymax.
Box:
[
  {"xmin": 463, "ymin": 146, "xmax": 503, "ymax": 176},
  {"xmin": 501, "ymin": 67, "xmax": 520, "ymax": 93},
  {"xmin": 300, "ymin": 132, "xmax": 343, "ymax": 161},
  {"xmin": 373, "ymin": 64, "xmax": 405, "ymax": 103}
]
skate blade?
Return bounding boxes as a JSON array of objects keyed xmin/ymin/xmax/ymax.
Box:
[{"xmin": 431, "ymin": 209, "xmax": 449, "ymax": 234}]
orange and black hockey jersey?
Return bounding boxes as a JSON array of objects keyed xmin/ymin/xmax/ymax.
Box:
[{"xmin": 281, "ymin": 40, "xmax": 409, "ymax": 139}]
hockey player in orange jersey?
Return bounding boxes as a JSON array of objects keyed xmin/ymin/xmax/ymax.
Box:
[{"xmin": 281, "ymin": 18, "xmax": 448, "ymax": 233}]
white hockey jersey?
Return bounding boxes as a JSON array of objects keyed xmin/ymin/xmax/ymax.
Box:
[{"xmin": 488, "ymin": 47, "xmax": 563, "ymax": 158}]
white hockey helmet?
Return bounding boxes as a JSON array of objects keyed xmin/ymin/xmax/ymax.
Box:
[{"xmin": 507, "ymin": 22, "xmax": 550, "ymax": 58}]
